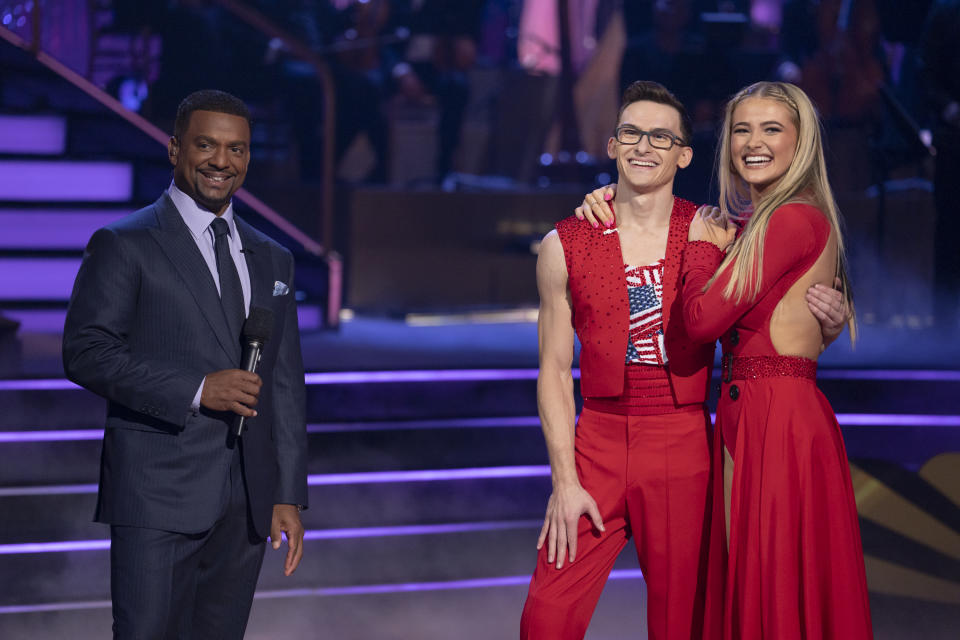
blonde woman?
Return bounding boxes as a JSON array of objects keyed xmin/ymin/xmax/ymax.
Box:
[{"xmin": 679, "ymin": 81, "xmax": 872, "ymax": 639}]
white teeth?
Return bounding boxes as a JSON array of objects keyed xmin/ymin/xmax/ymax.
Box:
[
  {"xmin": 744, "ymin": 156, "xmax": 771, "ymax": 165},
  {"xmin": 629, "ymin": 160, "xmax": 656, "ymax": 167}
]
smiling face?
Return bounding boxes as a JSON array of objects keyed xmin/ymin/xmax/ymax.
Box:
[
  {"xmin": 608, "ymin": 100, "xmax": 692, "ymax": 196},
  {"xmin": 729, "ymin": 97, "xmax": 798, "ymax": 199},
  {"xmin": 168, "ymin": 110, "xmax": 250, "ymax": 215}
]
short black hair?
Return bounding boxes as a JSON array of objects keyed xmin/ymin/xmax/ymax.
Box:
[
  {"xmin": 173, "ymin": 89, "xmax": 252, "ymax": 139},
  {"xmin": 617, "ymin": 81, "xmax": 692, "ymax": 146}
]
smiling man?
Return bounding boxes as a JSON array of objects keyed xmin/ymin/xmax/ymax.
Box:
[
  {"xmin": 520, "ymin": 81, "xmax": 720, "ymax": 640},
  {"xmin": 63, "ymin": 90, "xmax": 307, "ymax": 638}
]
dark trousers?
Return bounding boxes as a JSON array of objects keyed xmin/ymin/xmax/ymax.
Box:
[{"xmin": 110, "ymin": 449, "xmax": 266, "ymax": 639}]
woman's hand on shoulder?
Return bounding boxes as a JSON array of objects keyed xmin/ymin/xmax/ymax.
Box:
[
  {"xmin": 574, "ymin": 184, "xmax": 616, "ymax": 228},
  {"xmin": 688, "ymin": 205, "xmax": 736, "ymax": 251}
]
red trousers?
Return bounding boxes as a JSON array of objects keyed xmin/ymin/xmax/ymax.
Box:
[{"xmin": 520, "ymin": 406, "xmax": 714, "ymax": 640}]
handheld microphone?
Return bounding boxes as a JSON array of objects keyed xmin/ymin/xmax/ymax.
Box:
[{"xmin": 235, "ymin": 306, "xmax": 274, "ymax": 438}]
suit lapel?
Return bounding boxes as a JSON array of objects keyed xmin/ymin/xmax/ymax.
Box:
[
  {"xmin": 235, "ymin": 217, "xmax": 273, "ymax": 315},
  {"xmin": 149, "ymin": 194, "xmax": 241, "ymax": 363}
]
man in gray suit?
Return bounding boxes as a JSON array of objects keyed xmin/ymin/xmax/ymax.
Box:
[{"xmin": 63, "ymin": 90, "xmax": 308, "ymax": 638}]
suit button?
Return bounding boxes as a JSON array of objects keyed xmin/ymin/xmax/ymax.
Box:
[
  {"xmin": 729, "ymin": 384, "xmax": 740, "ymax": 400},
  {"xmin": 730, "ymin": 329, "xmax": 740, "ymax": 345}
]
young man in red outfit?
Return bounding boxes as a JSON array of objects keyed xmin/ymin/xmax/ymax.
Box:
[{"xmin": 520, "ymin": 81, "xmax": 847, "ymax": 640}]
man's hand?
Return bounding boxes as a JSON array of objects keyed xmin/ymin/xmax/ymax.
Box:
[
  {"xmin": 200, "ymin": 369, "xmax": 261, "ymax": 417},
  {"xmin": 688, "ymin": 207, "xmax": 736, "ymax": 251},
  {"xmin": 574, "ymin": 184, "xmax": 617, "ymax": 228},
  {"xmin": 536, "ymin": 483, "xmax": 605, "ymax": 569},
  {"xmin": 696, "ymin": 204, "xmax": 725, "ymax": 225},
  {"xmin": 270, "ymin": 504, "xmax": 304, "ymax": 577},
  {"xmin": 807, "ymin": 277, "xmax": 849, "ymax": 344}
]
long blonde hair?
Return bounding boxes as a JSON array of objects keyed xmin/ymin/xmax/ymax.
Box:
[{"xmin": 710, "ymin": 81, "xmax": 856, "ymax": 340}]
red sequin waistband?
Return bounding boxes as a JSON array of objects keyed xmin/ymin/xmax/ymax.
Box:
[
  {"xmin": 584, "ymin": 364, "xmax": 699, "ymax": 416},
  {"xmin": 722, "ymin": 354, "xmax": 817, "ymax": 381}
]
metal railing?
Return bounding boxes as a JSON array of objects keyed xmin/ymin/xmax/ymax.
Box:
[
  {"xmin": 209, "ymin": 0, "xmax": 337, "ymax": 254},
  {"xmin": 0, "ymin": 0, "xmax": 343, "ymax": 327}
]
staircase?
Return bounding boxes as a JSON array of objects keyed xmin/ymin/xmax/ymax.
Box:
[
  {"xmin": 0, "ymin": 40, "xmax": 172, "ymax": 330},
  {"xmin": 0, "ymin": 112, "xmax": 141, "ymax": 331},
  {"xmin": 0, "ymin": 34, "xmax": 331, "ymax": 336},
  {"xmin": 0, "ymin": 366, "xmax": 958, "ymax": 639}
]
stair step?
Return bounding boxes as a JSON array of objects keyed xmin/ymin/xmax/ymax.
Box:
[
  {"xmin": 1, "ymin": 414, "xmax": 959, "ymax": 487},
  {"xmin": 1, "ymin": 303, "xmax": 320, "ymax": 339},
  {"xmin": 0, "ymin": 308, "xmax": 68, "ymax": 333},
  {"xmin": 0, "ymin": 209, "xmax": 126, "ymax": 249},
  {"xmin": 0, "ymin": 257, "xmax": 80, "ymax": 301},
  {"xmin": 0, "ymin": 115, "xmax": 66, "ymax": 154},
  {"xmin": 0, "ymin": 525, "xmax": 558, "ymax": 604},
  {"xmin": 2, "ymin": 369, "xmax": 960, "ymax": 426},
  {"xmin": 2, "ymin": 578, "xmax": 958, "ymax": 639},
  {"xmin": 0, "ymin": 569, "xmax": 650, "ymax": 640},
  {"xmin": 0, "ymin": 373, "xmax": 542, "ymax": 428},
  {"xmin": 243, "ymin": 576, "xmax": 648, "ymax": 640},
  {"xmin": 0, "ymin": 160, "xmax": 132, "ymax": 201},
  {"xmin": 0, "ymin": 424, "xmax": 551, "ymax": 486},
  {"xmin": 0, "ymin": 475, "xmax": 552, "ymax": 543}
]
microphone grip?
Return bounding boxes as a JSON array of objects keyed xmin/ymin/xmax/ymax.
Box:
[{"xmin": 235, "ymin": 340, "xmax": 263, "ymax": 438}]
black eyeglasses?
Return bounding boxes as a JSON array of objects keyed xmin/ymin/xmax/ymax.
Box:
[{"xmin": 614, "ymin": 125, "xmax": 686, "ymax": 150}]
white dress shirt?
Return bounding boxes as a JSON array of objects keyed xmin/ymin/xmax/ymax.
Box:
[{"xmin": 167, "ymin": 183, "xmax": 252, "ymax": 413}]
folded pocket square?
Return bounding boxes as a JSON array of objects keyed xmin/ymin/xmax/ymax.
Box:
[{"xmin": 273, "ymin": 281, "xmax": 290, "ymax": 296}]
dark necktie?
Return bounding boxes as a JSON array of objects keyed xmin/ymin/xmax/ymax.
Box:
[{"xmin": 210, "ymin": 217, "xmax": 246, "ymax": 340}]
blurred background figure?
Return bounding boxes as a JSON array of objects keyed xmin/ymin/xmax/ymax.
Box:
[
  {"xmin": 920, "ymin": 0, "xmax": 960, "ymax": 335},
  {"xmin": 396, "ymin": 0, "xmax": 487, "ymax": 184}
]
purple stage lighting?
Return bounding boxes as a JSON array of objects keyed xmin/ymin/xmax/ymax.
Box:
[
  {"xmin": 303, "ymin": 369, "xmax": 544, "ymax": 384},
  {"xmin": 0, "ymin": 570, "xmax": 647, "ymax": 614},
  {"xmin": 0, "ymin": 160, "xmax": 132, "ymax": 201},
  {"xmin": 1, "ymin": 413, "xmax": 957, "ymax": 444},
  {"xmin": 0, "ymin": 210, "xmax": 126, "ymax": 249},
  {"xmin": 0, "ymin": 115, "xmax": 66, "ymax": 154},
  {"xmin": 0, "ymin": 519, "xmax": 543, "ymax": 556},
  {"xmin": 307, "ymin": 466, "xmax": 551, "ymax": 486},
  {"xmin": 0, "ymin": 258, "xmax": 81, "ymax": 300},
  {"xmin": 3, "ymin": 368, "xmax": 960, "ymax": 393}
]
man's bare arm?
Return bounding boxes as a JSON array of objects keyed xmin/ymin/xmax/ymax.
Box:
[{"xmin": 535, "ymin": 231, "xmax": 604, "ymax": 569}]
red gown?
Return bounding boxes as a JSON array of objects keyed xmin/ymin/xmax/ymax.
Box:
[{"xmin": 680, "ymin": 203, "xmax": 873, "ymax": 639}]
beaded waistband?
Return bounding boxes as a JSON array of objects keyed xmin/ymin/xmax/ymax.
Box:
[{"xmin": 722, "ymin": 354, "xmax": 817, "ymax": 381}]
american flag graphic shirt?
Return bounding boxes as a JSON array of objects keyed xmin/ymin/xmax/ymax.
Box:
[{"xmin": 625, "ymin": 261, "xmax": 666, "ymax": 365}]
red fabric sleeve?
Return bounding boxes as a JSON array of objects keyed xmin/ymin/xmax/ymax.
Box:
[{"xmin": 681, "ymin": 204, "xmax": 828, "ymax": 343}]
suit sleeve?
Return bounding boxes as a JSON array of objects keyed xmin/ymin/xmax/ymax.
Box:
[
  {"xmin": 62, "ymin": 227, "xmax": 204, "ymax": 428},
  {"xmin": 271, "ymin": 252, "xmax": 308, "ymax": 508},
  {"xmin": 681, "ymin": 205, "xmax": 825, "ymax": 343}
]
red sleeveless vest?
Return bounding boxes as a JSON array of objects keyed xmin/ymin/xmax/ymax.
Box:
[{"xmin": 556, "ymin": 197, "xmax": 716, "ymax": 404}]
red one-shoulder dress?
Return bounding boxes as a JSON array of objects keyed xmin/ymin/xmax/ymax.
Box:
[{"xmin": 681, "ymin": 203, "xmax": 873, "ymax": 640}]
